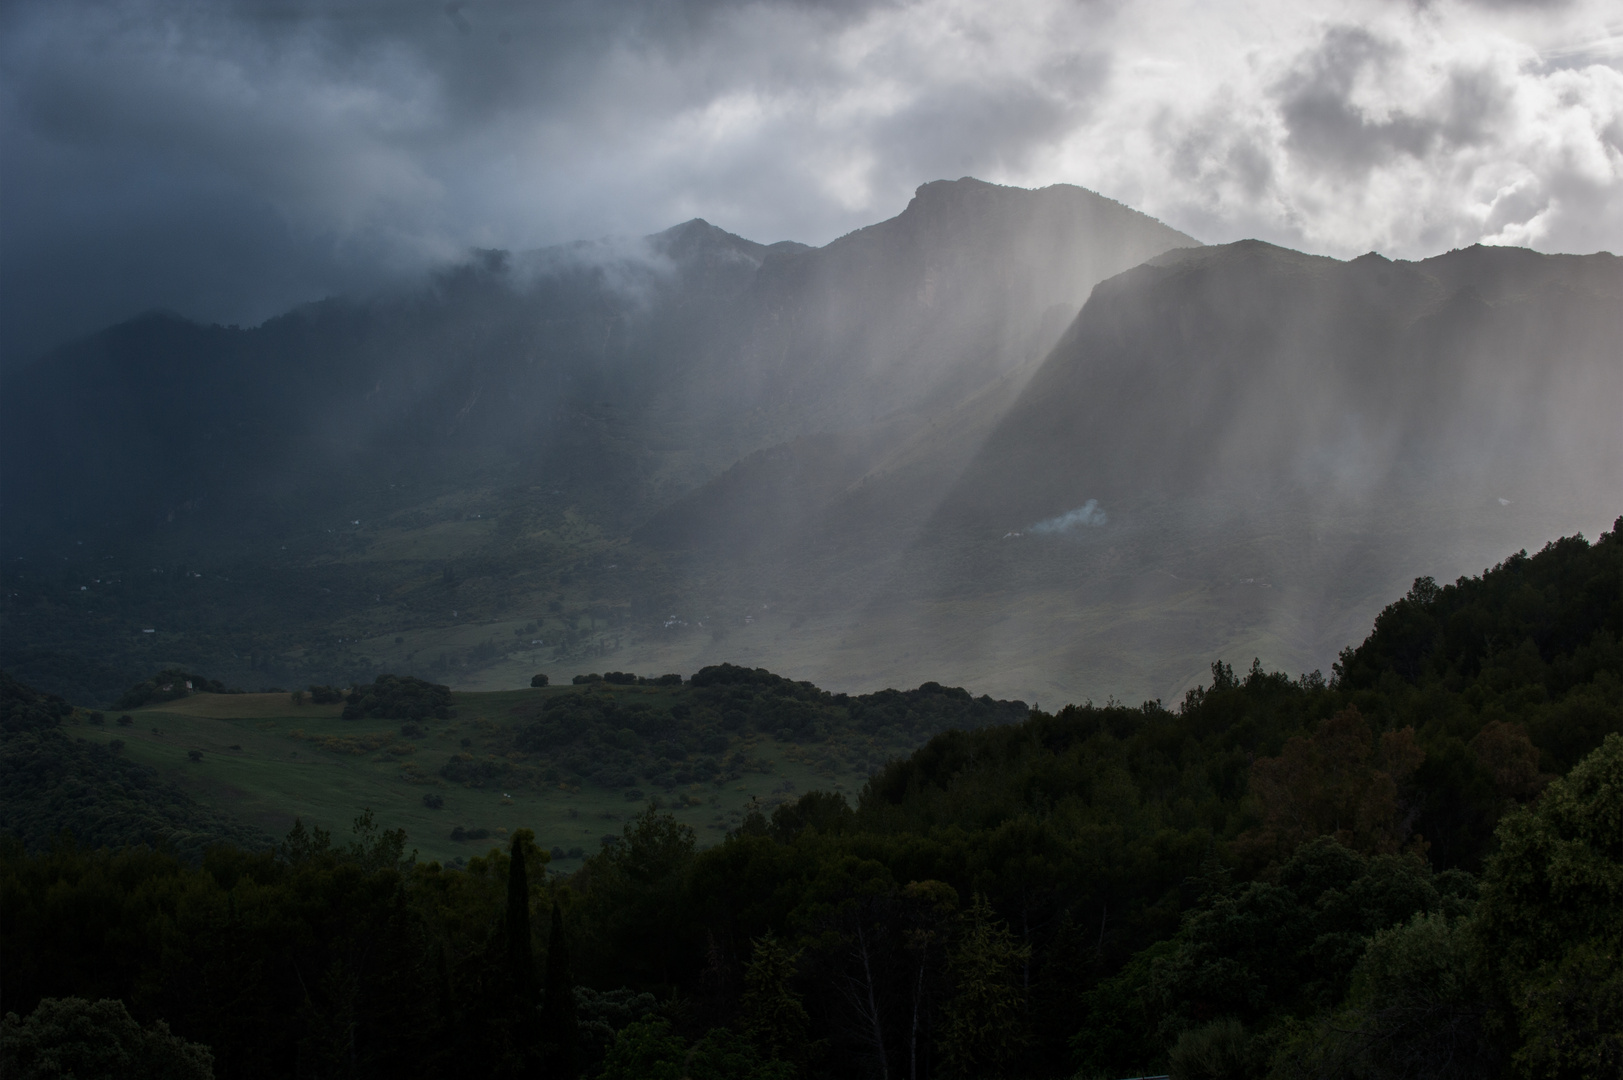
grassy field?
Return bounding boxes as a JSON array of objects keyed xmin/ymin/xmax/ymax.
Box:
[{"xmin": 77, "ymin": 688, "xmax": 881, "ymax": 871}]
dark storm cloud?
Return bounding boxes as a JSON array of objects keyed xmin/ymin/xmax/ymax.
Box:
[
  {"xmin": 3, "ymin": 0, "xmax": 1115, "ymax": 362},
  {"xmin": 2, "ymin": 0, "xmax": 1619, "ymax": 364},
  {"xmin": 0, "ymin": 0, "xmax": 907, "ymax": 362}
]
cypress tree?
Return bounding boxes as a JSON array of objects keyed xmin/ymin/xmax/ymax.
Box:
[
  {"xmin": 501, "ymin": 836, "xmax": 542, "ymax": 1080},
  {"xmin": 538, "ymin": 900, "xmax": 581, "ymax": 1078},
  {"xmin": 507, "ymin": 836, "xmax": 535, "ymax": 1001}
]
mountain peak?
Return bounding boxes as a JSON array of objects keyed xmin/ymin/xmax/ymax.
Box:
[
  {"xmin": 655, "ymin": 216, "xmax": 720, "ymax": 238},
  {"xmin": 649, "ymin": 216, "xmax": 772, "ymax": 265},
  {"xmin": 899, "ymin": 177, "xmax": 1197, "ymax": 245}
]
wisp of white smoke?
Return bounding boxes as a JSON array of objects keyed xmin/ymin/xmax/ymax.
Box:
[{"xmin": 1029, "ymin": 499, "xmax": 1107, "ymax": 534}]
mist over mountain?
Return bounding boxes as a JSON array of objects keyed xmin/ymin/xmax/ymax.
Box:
[
  {"xmin": 947, "ymin": 241, "xmax": 1623, "ymax": 523},
  {"xmin": 1, "ymin": 178, "xmax": 1617, "ymax": 712},
  {"xmin": 638, "ymin": 179, "xmax": 1198, "ymax": 559},
  {"xmin": 1, "ymin": 221, "xmax": 788, "ymax": 548},
  {"xmin": 686, "ymin": 177, "xmax": 1199, "ymax": 430},
  {"xmin": 821, "ymin": 239, "xmax": 1623, "ymax": 703}
]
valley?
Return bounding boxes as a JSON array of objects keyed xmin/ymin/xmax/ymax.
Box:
[
  {"xmin": 47, "ymin": 672, "xmax": 1028, "ymax": 871},
  {"xmin": 3, "ymin": 179, "xmax": 1619, "ymax": 722}
]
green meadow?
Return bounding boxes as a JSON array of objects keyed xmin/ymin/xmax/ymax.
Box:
[{"xmin": 82, "ymin": 686, "xmax": 886, "ymax": 870}]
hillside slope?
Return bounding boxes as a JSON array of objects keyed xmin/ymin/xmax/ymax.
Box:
[
  {"xmin": 4, "ymin": 190, "xmax": 1618, "ymax": 715},
  {"xmin": 774, "ymin": 241, "xmax": 1623, "ymax": 705},
  {"xmin": 6, "ymin": 667, "xmax": 1029, "ymax": 870},
  {"xmin": 942, "ymin": 241, "xmax": 1623, "ymax": 525},
  {"xmin": 0, "ymin": 179, "xmax": 1200, "ymax": 703}
]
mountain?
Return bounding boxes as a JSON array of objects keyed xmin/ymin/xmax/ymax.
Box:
[
  {"xmin": 635, "ymin": 178, "xmax": 1200, "ymax": 597},
  {"xmin": 0, "ymin": 223, "xmax": 785, "ymax": 549},
  {"xmin": 805, "ymin": 241, "xmax": 1623, "ymax": 704},
  {"xmin": 942, "ymin": 240, "xmax": 1623, "ymax": 523},
  {"xmin": 679, "ymin": 176, "xmax": 1200, "ymax": 431},
  {"xmin": 0, "ymin": 179, "xmax": 1200, "ymax": 704},
  {"xmin": 2, "ymin": 181, "xmax": 1617, "ymax": 715}
]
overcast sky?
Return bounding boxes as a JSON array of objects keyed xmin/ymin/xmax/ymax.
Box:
[{"xmin": 3, "ymin": 0, "xmax": 1620, "ymax": 361}]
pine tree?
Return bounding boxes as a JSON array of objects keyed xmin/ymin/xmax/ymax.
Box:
[
  {"xmin": 936, "ymin": 894, "xmax": 1031, "ymax": 1080},
  {"xmin": 740, "ymin": 932, "xmax": 810, "ymax": 1069}
]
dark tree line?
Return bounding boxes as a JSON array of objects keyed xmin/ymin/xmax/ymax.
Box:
[
  {"xmin": 342, "ymin": 674, "xmax": 453, "ymax": 721},
  {"xmin": 118, "ymin": 669, "xmax": 241, "ymax": 710},
  {"xmin": 4, "ymin": 521, "xmax": 1623, "ymax": 1079}
]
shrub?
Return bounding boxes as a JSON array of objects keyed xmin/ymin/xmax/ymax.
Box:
[
  {"xmin": 0, "ymin": 996, "xmax": 213, "ymax": 1080},
  {"xmin": 1167, "ymin": 1018, "xmax": 1257, "ymax": 1080},
  {"xmin": 341, "ymin": 674, "xmax": 451, "ymax": 720},
  {"xmin": 117, "ymin": 669, "xmax": 235, "ymax": 709}
]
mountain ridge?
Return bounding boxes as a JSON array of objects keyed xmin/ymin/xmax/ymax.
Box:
[{"xmin": 2, "ymin": 181, "xmax": 1617, "ymax": 715}]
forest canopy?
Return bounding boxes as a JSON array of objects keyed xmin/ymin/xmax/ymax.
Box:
[{"xmin": 2, "ymin": 520, "xmax": 1621, "ymax": 1079}]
